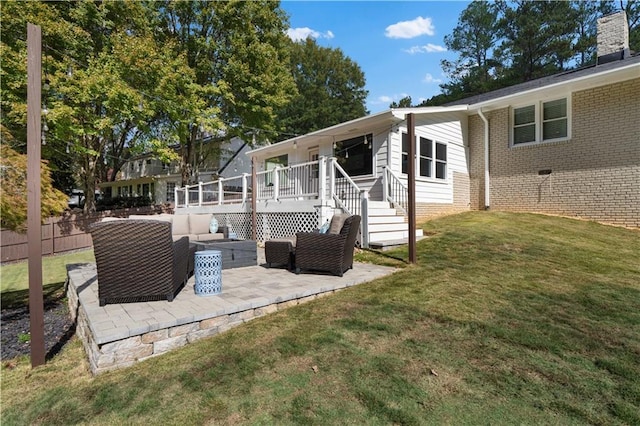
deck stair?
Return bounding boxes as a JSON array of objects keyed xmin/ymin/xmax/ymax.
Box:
[{"xmin": 366, "ymin": 200, "xmax": 423, "ymax": 245}]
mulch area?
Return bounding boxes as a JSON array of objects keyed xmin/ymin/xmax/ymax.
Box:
[{"xmin": 1, "ymin": 298, "xmax": 75, "ymax": 361}]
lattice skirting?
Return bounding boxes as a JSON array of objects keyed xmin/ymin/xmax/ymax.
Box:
[{"xmin": 212, "ymin": 211, "xmax": 320, "ymax": 242}]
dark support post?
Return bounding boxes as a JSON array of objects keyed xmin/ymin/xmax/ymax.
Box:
[
  {"xmin": 407, "ymin": 113, "xmax": 417, "ymax": 264},
  {"xmin": 251, "ymin": 156, "xmax": 257, "ymax": 240},
  {"xmin": 27, "ymin": 23, "xmax": 46, "ymax": 367}
]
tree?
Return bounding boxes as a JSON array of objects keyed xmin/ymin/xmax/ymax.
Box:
[
  {"xmin": 277, "ymin": 38, "xmax": 367, "ymax": 137},
  {"xmin": 604, "ymin": 0, "xmax": 640, "ymax": 53},
  {"xmin": 1, "ymin": 1, "xmax": 167, "ymax": 212},
  {"xmin": 572, "ymin": 0, "xmax": 602, "ymax": 66},
  {"xmin": 496, "ymin": 0, "xmax": 577, "ymax": 83},
  {"xmin": 155, "ymin": 0, "xmax": 296, "ymax": 184},
  {"xmin": 0, "ymin": 129, "xmax": 67, "ymax": 232},
  {"xmin": 389, "ymin": 96, "xmax": 413, "ymax": 108},
  {"xmin": 440, "ymin": 0, "xmax": 501, "ymax": 98}
]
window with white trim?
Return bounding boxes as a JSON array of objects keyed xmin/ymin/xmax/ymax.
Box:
[
  {"xmin": 402, "ymin": 133, "xmax": 447, "ymax": 180},
  {"xmin": 512, "ymin": 97, "xmax": 569, "ymax": 145},
  {"xmin": 166, "ymin": 182, "xmax": 176, "ymax": 202}
]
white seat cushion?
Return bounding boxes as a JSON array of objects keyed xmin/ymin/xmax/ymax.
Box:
[{"xmin": 172, "ymin": 214, "xmax": 190, "ymax": 236}]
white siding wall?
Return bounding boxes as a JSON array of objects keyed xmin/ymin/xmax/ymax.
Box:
[{"xmin": 389, "ymin": 113, "xmax": 468, "ymax": 204}]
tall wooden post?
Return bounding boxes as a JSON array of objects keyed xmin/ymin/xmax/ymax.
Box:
[
  {"xmin": 27, "ymin": 23, "xmax": 46, "ymax": 367},
  {"xmin": 251, "ymin": 156, "xmax": 257, "ymax": 240},
  {"xmin": 407, "ymin": 113, "xmax": 417, "ymax": 264}
]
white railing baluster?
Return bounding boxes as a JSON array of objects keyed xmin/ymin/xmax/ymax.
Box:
[
  {"xmin": 319, "ymin": 156, "xmax": 327, "ymax": 204},
  {"xmin": 329, "ymin": 158, "xmax": 336, "ymax": 200},
  {"xmin": 242, "ymin": 173, "xmax": 248, "ymax": 204},
  {"xmin": 273, "ymin": 167, "xmax": 280, "ymax": 200}
]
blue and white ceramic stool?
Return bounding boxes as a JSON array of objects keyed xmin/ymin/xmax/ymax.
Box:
[{"xmin": 194, "ymin": 250, "xmax": 222, "ymax": 295}]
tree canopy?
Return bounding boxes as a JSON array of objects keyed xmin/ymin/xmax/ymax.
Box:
[
  {"xmin": 420, "ymin": 0, "xmax": 640, "ymax": 106},
  {"xmin": 1, "ymin": 0, "xmax": 297, "ymax": 215},
  {"xmin": 277, "ymin": 38, "xmax": 368, "ymax": 137}
]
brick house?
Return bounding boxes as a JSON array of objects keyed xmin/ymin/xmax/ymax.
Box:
[{"xmin": 447, "ymin": 11, "xmax": 639, "ymax": 228}]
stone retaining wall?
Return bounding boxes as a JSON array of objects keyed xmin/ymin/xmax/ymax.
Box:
[{"xmin": 67, "ymin": 280, "xmax": 338, "ymax": 375}]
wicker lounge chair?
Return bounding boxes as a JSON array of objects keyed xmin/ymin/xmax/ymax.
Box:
[
  {"xmin": 294, "ymin": 215, "xmax": 361, "ymax": 277},
  {"xmin": 90, "ymin": 220, "xmax": 191, "ymax": 306}
]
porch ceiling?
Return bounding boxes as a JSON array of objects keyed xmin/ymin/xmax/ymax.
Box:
[{"xmin": 247, "ymin": 104, "xmax": 469, "ymax": 157}]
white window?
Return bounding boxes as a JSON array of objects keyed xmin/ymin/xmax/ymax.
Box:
[
  {"xmin": 402, "ymin": 133, "xmax": 447, "ymax": 181},
  {"xmin": 512, "ymin": 97, "xmax": 569, "ymax": 146},
  {"xmin": 166, "ymin": 182, "xmax": 176, "ymax": 202}
]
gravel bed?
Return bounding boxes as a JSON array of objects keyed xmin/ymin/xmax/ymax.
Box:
[{"xmin": 1, "ymin": 299, "xmax": 75, "ymax": 361}]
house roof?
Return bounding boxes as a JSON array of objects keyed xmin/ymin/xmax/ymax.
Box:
[
  {"xmin": 447, "ymin": 54, "xmax": 640, "ymax": 110},
  {"xmin": 246, "ymin": 105, "xmax": 468, "ymax": 156},
  {"xmin": 247, "ymin": 55, "xmax": 639, "ymax": 157}
]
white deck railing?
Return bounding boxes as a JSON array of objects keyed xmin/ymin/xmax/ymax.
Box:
[
  {"xmin": 176, "ymin": 174, "xmax": 250, "ymax": 207},
  {"xmin": 175, "ymin": 156, "xmax": 370, "ymax": 247},
  {"xmin": 176, "ymin": 156, "xmax": 361, "ymax": 209}
]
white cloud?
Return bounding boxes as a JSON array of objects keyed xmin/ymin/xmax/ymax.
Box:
[
  {"xmin": 287, "ymin": 27, "xmax": 335, "ymax": 42},
  {"xmin": 423, "ymin": 73, "xmax": 443, "ymax": 84},
  {"xmin": 404, "ymin": 44, "xmax": 447, "ymax": 54},
  {"xmin": 371, "ymin": 93, "xmax": 411, "ymax": 105},
  {"xmin": 385, "ymin": 16, "xmax": 435, "ymax": 39}
]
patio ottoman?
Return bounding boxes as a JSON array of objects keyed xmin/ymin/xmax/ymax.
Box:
[{"xmin": 265, "ymin": 237, "xmax": 296, "ymax": 270}]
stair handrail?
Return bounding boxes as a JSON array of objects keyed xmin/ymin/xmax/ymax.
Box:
[
  {"xmin": 383, "ymin": 166, "xmax": 408, "ymax": 216},
  {"xmin": 330, "ymin": 158, "xmax": 365, "ymax": 217}
]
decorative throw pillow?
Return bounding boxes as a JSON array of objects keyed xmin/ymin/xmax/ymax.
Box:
[
  {"xmin": 209, "ymin": 217, "xmax": 219, "ymax": 234},
  {"xmin": 318, "ymin": 221, "xmax": 330, "ymax": 234}
]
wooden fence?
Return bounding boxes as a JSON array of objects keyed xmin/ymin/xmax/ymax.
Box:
[{"xmin": 1, "ymin": 205, "xmax": 172, "ymax": 263}]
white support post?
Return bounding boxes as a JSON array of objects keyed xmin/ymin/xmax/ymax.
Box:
[
  {"xmin": 382, "ymin": 166, "xmax": 389, "ymax": 203},
  {"xmin": 218, "ymin": 179, "xmax": 223, "ymax": 205},
  {"xmin": 329, "ymin": 158, "xmax": 336, "ymax": 200},
  {"xmin": 174, "ymin": 186, "xmax": 179, "ymax": 207},
  {"xmin": 318, "ymin": 156, "xmax": 327, "ymax": 204},
  {"xmin": 360, "ymin": 190, "xmax": 369, "ymax": 248},
  {"xmin": 198, "ymin": 182, "xmax": 203, "ymax": 206},
  {"xmin": 185, "ymin": 185, "xmax": 190, "ymax": 207},
  {"xmin": 273, "ymin": 167, "xmax": 280, "ymax": 200},
  {"xmin": 242, "ymin": 173, "xmax": 248, "ymax": 204}
]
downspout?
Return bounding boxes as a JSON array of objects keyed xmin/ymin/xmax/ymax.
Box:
[{"xmin": 478, "ymin": 108, "xmax": 490, "ymax": 209}]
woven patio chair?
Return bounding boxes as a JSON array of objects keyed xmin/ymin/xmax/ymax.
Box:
[
  {"xmin": 90, "ymin": 220, "xmax": 191, "ymax": 306},
  {"xmin": 294, "ymin": 215, "xmax": 361, "ymax": 277}
]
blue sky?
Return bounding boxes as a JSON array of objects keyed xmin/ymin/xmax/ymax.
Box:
[{"xmin": 280, "ymin": 1, "xmax": 472, "ymax": 113}]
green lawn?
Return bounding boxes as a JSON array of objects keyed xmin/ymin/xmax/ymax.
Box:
[
  {"xmin": 1, "ymin": 249, "xmax": 95, "ymax": 293},
  {"xmin": 2, "ymin": 212, "xmax": 639, "ymax": 425}
]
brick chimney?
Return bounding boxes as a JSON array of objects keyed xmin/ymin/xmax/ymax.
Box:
[{"xmin": 597, "ymin": 11, "xmax": 630, "ymax": 65}]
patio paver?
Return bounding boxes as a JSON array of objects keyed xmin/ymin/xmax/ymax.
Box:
[{"xmin": 67, "ymin": 253, "xmax": 397, "ymax": 374}]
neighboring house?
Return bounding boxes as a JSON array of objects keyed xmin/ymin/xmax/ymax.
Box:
[
  {"xmin": 177, "ymin": 11, "xmax": 639, "ymax": 243},
  {"xmin": 99, "ymin": 136, "xmax": 252, "ymax": 205},
  {"xmin": 99, "ymin": 153, "xmax": 182, "ymax": 204}
]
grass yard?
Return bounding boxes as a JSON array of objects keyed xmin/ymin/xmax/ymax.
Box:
[
  {"xmin": 1, "ymin": 249, "xmax": 95, "ymax": 293},
  {"xmin": 1, "ymin": 212, "xmax": 639, "ymax": 425}
]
